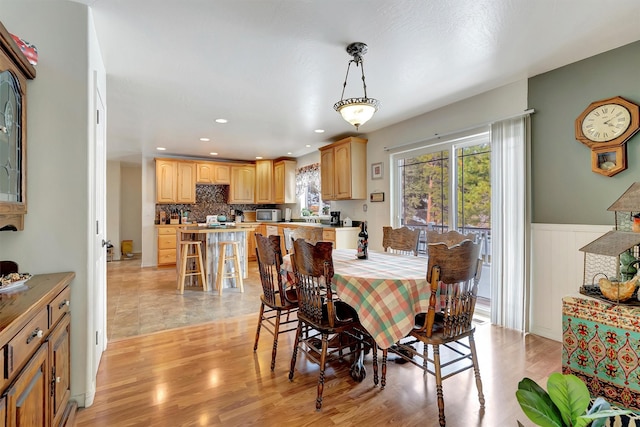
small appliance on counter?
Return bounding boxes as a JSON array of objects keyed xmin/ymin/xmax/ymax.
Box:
[
  {"xmin": 284, "ymin": 208, "xmax": 292, "ymax": 222},
  {"xmin": 330, "ymin": 211, "xmax": 341, "ymax": 226},
  {"xmin": 343, "ymin": 217, "xmax": 352, "ymax": 227},
  {"xmin": 256, "ymin": 209, "xmax": 282, "ymax": 222}
]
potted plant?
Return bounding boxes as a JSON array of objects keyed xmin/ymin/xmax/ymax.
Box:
[{"xmin": 516, "ymin": 373, "xmax": 631, "ymax": 427}]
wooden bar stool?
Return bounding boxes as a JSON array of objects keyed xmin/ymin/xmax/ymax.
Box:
[
  {"xmin": 216, "ymin": 241, "xmax": 244, "ymax": 295},
  {"xmin": 177, "ymin": 236, "xmax": 206, "ymax": 294}
]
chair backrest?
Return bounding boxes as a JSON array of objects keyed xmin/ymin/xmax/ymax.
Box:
[
  {"xmin": 420, "ymin": 239, "xmax": 483, "ymax": 338},
  {"xmin": 426, "ymin": 230, "xmax": 477, "ymax": 247},
  {"xmin": 382, "ymin": 226, "xmax": 420, "ymax": 256},
  {"xmin": 290, "ymin": 239, "xmax": 336, "ymax": 326},
  {"xmin": 255, "ymin": 233, "xmax": 288, "ymax": 306},
  {"xmin": 292, "ymin": 227, "xmax": 323, "ymax": 245},
  {"xmin": 0, "ymin": 261, "xmax": 18, "ymax": 275}
]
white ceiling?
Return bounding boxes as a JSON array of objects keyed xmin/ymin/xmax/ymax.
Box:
[{"xmin": 76, "ymin": 0, "xmax": 640, "ymax": 163}]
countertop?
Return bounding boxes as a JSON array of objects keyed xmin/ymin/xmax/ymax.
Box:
[{"xmin": 156, "ymin": 222, "xmax": 359, "ymax": 230}]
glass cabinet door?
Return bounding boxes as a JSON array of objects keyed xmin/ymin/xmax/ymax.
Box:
[{"xmin": 0, "ymin": 70, "xmax": 22, "ymax": 203}]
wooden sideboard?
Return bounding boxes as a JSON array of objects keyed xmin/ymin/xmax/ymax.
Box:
[{"xmin": 0, "ymin": 272, "xmax": 75, "ymax": 426}]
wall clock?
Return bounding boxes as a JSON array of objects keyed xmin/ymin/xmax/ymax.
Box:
[{"xmin": 575, "ymin": 96, "xmax": 640, "ymax": 177}]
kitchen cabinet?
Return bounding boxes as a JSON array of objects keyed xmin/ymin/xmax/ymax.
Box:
[
  {"xmin": 274, "ymin": 160, "xmax": 296, "ymax": 204},
  {"xmin": 255, "ymin": 160, "xmax": 274, "ymax": 204},
  {"xmin": 155, "ymin": 159, "xmax": 196, "ymax": 204},
  {"xmin": 196, "ymin": 162, "xmax": 230, "ymax": 184},
  {"xmin": 319, "ymin": 137, "xmax": 367, "ymax": 200},
  {"xmin": 157, "ymin": 225, "xmax": 179, "ymax": 266},
  {"xmin": 0, "ymin": 22, "xmax": 36, "ymax": 231},
  {"xmin": 229, "ymin": 164, "xmax": 255, "ymax": 204},
  {"xmin": 0, "ymin": 272, "xmax": 74, "ymax": 427},
  {"xmin": 247, "ymin": 223, "xmax": 265, "ymax": 262}
]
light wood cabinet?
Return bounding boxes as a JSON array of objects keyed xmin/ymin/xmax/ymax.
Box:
[
  {"xmin": 155, "ymin": 159, "xmax": 196, "ymax": 204},
  {"xmin": 319, "ymin": 136, "xmax": 367, "ymax": 200},
  {"xmin": 255, "ymin": 160, "xmax": 274, "ymax": 204},
  {"xmin": 0, "ymin": 272, "xmax": 74, "ymax": 427},
  {"xmin": 157, "ymin": 225, "xmax": 179, "ymax": 266},
  {"xmin": 274, "ymin": 160, "xmax": 296, "ymax": 204},
  {"xmin": 196, "ymin": 162, "xmax": 230, "ymax": 184},
  {"xmin": 229, "ymin": 164, "xmax": 255, "ymax": 204}
]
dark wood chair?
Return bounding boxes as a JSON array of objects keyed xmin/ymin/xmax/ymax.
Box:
[
  {"xmin": 0, "ymin": 261, "xmax": 18, "ymax": 275},
  {"xmin": 393, "ymin": 238, "xmax": 484, "ymax": 427},
  {"xmin": 425, "ymin": 229, "xmax": 477, "ymax": 247},
  {"xmin": 382, "ymin": 226, "xmax": 420, "ymax": 256},
  {"xmin": 288, "ymin": 239, "xmax": 383, "ymax": 410},
  {"xmin": 253, "ymin": 234, "xmax": 299, "ymax": 370}
]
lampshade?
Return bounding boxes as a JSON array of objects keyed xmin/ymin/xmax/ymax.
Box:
[{"xmin": 334, "ymin": 42, "xmax": 379, "ymax": 130}]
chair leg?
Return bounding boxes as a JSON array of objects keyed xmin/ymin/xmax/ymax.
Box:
[
  {"xmin": 422, "ymin": 343, "xmax": 428, "ymax": 374},
  {"xmin": 177, "ymin": 245, "xmax": 189, "ymax": 294},
  {"xmin": 253, "ymin": 302, "xmax": 265, "ymax": 352},
  {"xmin": 381, "ymin": 348, "xmax": 387, "ymax": 389},
  {"xmin": 232, "ymin": 246, "xmax": 244, "ymax": 292},
  {"xmin": 372, "ymin": 341, "xmax": 379, "ymax": 386},
  {"xmin": 316, "ymin": 333, "xmax": 329, "ymax": 411},
  {"xmin": 271, "ymin": 308, "xmax": 281, "ymax": 371},
  {"xmin": 433, "ymin": 344, "xmax": 445, "ymax": 427},
  {"xmin": 289, "ymin": 322, "xmax": 303, "ymax": 381},
  {"xmin": 469, "ymin": 333, "xmax": 485, "ymax": 408},
  {"xmin": 195, "ymin": 243, "xmax": 206, "ymax": 291},
  {"xmin": 216, "ymin": 248, "xmax": 225, "ymax": 295}
]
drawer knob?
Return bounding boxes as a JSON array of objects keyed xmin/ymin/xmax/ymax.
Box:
[
  {"xmin": 56, "ymin": 376, "xmax": 61, "ymax": 383},
  {"xmin": 27, "ymin": 328, "xmax": 43, "ymax": 344},
  {"xmin": 58, "ymin": 299, "xmax": 70, "ymax": 309}
]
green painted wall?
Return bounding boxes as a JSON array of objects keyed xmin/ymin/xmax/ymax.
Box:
[{"xmin": 529, "ymin": 40, "xmax": 640, "ymax": 225}]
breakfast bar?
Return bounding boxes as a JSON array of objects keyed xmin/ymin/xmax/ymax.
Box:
[{"xmin": 177, "ymin": 225, "xmax": 257, "ymax": 292}]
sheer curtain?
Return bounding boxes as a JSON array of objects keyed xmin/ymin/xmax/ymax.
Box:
[{"xmin": 490, "ymin": 116, "xmax": 530, "ymax": 330}]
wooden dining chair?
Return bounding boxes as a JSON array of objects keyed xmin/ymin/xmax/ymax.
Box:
[
  {"xmin": 253, "ymin": 233, "xmax": 299, "ymax": 371},
  {"xmin": 382, "ymin": 226, "xmax": 420, "ymax": 256},
  {"xmin": 292, "ymin": 227, "xmax": 323, "ymax": 245},
  {"xmin": 392, "ymin": 238, "xmax": 484, "ymax": 427},
  {"xmin": 288, "ymin": 239, "xmax": 383, "ymax": 410},
  {"xmin": 425, "ymin": 229, "xmax": 477, "ymax": 247}
]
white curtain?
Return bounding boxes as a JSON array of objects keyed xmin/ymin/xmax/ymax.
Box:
[{"xmin": 490, "ymin": 116, "xmax": 530, "ymax": 330}]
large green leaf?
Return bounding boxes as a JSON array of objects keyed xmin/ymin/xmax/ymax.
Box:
[
  {"xmin": 547, "ymin": 373, "xmax": 590, "ymax": 426},
  {"xmin": 516, "ymin": 378, "xmax": 563, "ymax": 427}
]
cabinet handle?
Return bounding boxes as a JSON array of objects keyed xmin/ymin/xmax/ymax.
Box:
[
  {"xmin": 58, "ymin": 299, "xmax": 70, "ymax": 309},
  {"xmin": 56, "ymin": 376, "xmax": 61, "ymax": 383},
  {"xmin": 27, "ymin": 328, "xmax": 43, "ymax": 344}
]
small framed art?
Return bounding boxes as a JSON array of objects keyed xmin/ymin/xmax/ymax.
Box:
[
  {"xmin": 371, "ymin": 162, "xmax": 383, "ymax": 180},
  {"xmin": 370, "ymin": 192, "xmax": 385, "ymax": 202}
]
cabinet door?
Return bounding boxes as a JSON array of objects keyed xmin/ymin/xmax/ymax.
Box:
[
  {"xmin": 229, "ymin": 165, "xmax": 255, "ymax": 204},
  {"xmin": 156, "ymin": 159, "xmax": 177, "ymax": 203},
  {"xmin": 255, "ymin": 160, "xmax": 274, "ymax": 204},
  {"xmin": 6, "ymin": 343, "xmax": 48, "ymax": 427},
  {"xmin": 334, "ymin": 143, "xmax": 352, "ymax": 199},
  {"xmin": 176, "ymin": 162, "xmax": 196, "ymax": 203},
  {"xmin": 196, "ymin": 162, "xmax": 214, "ymax": 184},
  {"xmin": 274, "ymin": 160, "xmax": 296, "ymax": 204},
  {"xmin": 49, "ymin": 315, "xmax": 70, "ymax": 427},
  {"xmin": 213, "ymin": 164, "xmax": 231, "ymax": 184},
  {"xmin": 320, "ymin": 149, "xmax": 335, "ymax": 200}
]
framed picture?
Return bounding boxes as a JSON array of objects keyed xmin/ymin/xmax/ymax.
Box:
[
  {"xmin": 371, "ymin": 162, "xmax": 383, "ymax": 180},
  {"xmin": 370, "ymin": 192, "xmax": 385, "ymax": 202}
]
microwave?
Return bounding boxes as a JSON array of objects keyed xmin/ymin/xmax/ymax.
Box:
[{"xmin": 256, "ymin": 209, "xmax": 282, "ymax": 222}]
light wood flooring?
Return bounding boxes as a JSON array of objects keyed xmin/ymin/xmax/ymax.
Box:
[{"xmin": 77, "ymin": 257, "xmax": 562, "ymax": 426}]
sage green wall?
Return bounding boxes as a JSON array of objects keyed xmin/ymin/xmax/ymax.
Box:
[{"xmin": 529, "ymin": 40, "xmax": 640, "ymax": 225}]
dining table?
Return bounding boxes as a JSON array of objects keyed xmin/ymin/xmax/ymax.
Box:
[{"xmin": 282, "ymin": 248, "xmax": 431, "ymax": 350}]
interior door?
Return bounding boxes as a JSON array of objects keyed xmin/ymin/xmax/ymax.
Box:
[{"xmin": 92, "ymin": 82, "xmax": 107, "ymax": 383}]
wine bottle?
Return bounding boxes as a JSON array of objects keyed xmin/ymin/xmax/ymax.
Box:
[{"xmin": 357, "ymin": 221, "xmax": 368, "ymax": 260}]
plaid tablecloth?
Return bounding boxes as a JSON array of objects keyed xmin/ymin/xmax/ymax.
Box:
[{"xmin": 283, "ymin": 249, "xmax": 429, "ymax": 349}]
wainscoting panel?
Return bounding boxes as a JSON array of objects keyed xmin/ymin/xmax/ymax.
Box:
[{"xmin": 529, "ymin": 223, "xmax": 612, "ymax": 341}]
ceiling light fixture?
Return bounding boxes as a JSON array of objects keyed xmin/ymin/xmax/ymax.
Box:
[
  {"xmin": 200, "ymin": 137, "xmax": 210, "ymax": 142},
  {"xmin": 215, "ymin": 118, "xmax": 228, "ymax": 124},
  {"xmin": 333, "ymin": 42, "xmax": 379, "ymax": 130},
  {"xmin": 314, "ymin": 129, "xmax": 325, "ymax": 134},
  {"xmin": 156, "ymin": 147, "xmax": 166, "ymax": 151}
]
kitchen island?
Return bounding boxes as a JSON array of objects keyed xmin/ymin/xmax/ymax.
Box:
[{"xmin": 177, "ymin": 224, "xmax": 257, "ymax": 292}]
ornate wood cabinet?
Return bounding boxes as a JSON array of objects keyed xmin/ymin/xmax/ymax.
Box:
[{"xmin": 0, "ymin": 21, "xmax": 36, "ymax": 231}]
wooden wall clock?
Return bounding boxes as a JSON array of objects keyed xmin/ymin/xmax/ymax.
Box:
[{"xmin": 575, "ymin": 96, "xmax": 640, "ymax": 177}]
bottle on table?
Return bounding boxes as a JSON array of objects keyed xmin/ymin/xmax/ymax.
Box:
[{"xmin": 357, "ymin": 221, "xmax": 368, "ymax": 260}]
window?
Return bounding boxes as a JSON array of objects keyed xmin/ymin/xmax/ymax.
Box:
[{"xmin": 295, "ymin": 163, "xmax": 330, "ymax": 216}]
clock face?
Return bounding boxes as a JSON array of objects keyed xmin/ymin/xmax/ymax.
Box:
[{"xmin": 581, "ymin": 103, "xmax": 631, "ymax": 142}]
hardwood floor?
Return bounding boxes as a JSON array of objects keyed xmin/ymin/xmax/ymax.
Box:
[{"xmin": 78, "ymin": 308, "xmax": 561, "ymax": 426}]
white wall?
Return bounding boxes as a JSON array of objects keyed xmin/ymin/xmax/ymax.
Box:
[
  {"xmin": 0, "ymin": 0, "xmax": 102, "ymax": 407},
  {"xmin": 106, "ymin": 161, "xmax": 121, "ymax": 260},
  {"xmin": 120, "ymin": 163, "xmax": 142, "ymax": 253}
]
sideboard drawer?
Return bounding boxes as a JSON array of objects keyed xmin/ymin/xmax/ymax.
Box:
[
  {"xmin": 7, "ymin": 307, "xmax": 48, "ymax": 377},
  {"xmin": 49, "ymin": 286, "xmax": 71, "ymax": 328}
]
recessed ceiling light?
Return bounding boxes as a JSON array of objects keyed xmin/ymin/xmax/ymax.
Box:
[
  {"xmin": 200, "ymin": 137, "xmax": 210, "ymax": 142},
  {"xmin": 215, "ymin": 118, "xmax": 228, "ymax": 124},
  {"xmin": 305, "ymin": 144, "xmax": 311, "ymax": 148},
  {"xmin": 157, "ymin": 147, "xmax": 166, "ymax": 151},
  {"xmin": 287, "ymin": 152, "xmax": 293, "ymax": 155},
  {"xmin": 256, "ymin": 156, "xmax": 263, "ymax": 160},
  {"xmin": 314, "ymin": 129, "xmax": 325, "ymax": 133},
  {"xmin": 209, "ymin": 152, "xmax": 218, "ymax": 156}
]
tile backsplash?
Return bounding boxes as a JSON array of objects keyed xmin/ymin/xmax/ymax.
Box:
[{"xmin": 155, "ymin": 184, "xmax": 272, "ymax": 223}]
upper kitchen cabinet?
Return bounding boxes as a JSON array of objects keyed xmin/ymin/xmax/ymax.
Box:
[
  {"xmin": 255, "ymin": 159, "xmax": 274, "ymax": 203},
  {"xmin": 274, "ymin": 159, "xmax": 296, "ymax": 204},
  {"xmin": 0, "ymin": 22, "xmax": 36, "ymax": 230},
  {"xmin": 229, "ymin": 164, "xmax": 255, "ymax": 204},
  {"xmin": 155, "ymin": 158, "xmax": 196, "ymax": 204},
  {"xmin": 319, "ymin": 136, "xmax": 367, "ymax": 200},
  {"xmin": 196, "ymin": 162, "xmax": 230, "ymax": 184}
]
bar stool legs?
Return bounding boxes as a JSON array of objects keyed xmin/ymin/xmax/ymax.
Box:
[
  {"xmin": 216, "ymin": 241, "xmax": 244, "ymax": 295},
  {"xmin": 177, "ymin": 241, "xmax": 206, "ymax": 294}
]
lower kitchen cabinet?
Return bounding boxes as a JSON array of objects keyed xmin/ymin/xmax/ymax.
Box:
[
  {"xmin": 157, "ymin": 225, "xmax": 180, "ymax": 266},
  {"xmin": 0, "ymin": 272, "xmax": 74, "ymax": 427}
]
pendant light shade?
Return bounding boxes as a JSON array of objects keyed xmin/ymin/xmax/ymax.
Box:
[{"xmin": 333, "ymin": 42, "xmax": 379, "ymax": 130}]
